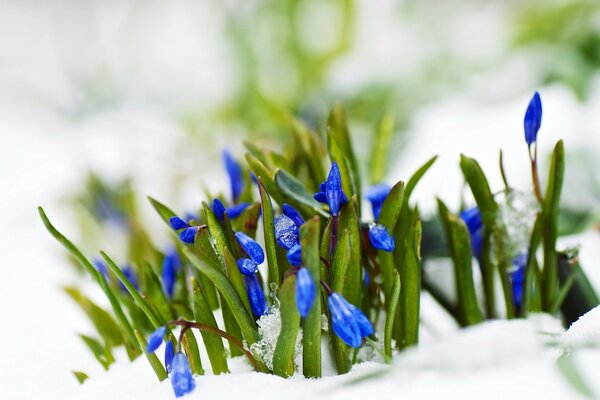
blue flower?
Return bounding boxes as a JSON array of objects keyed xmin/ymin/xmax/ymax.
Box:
[
  {"xmin": 162, "ymin": 248, "xmax": 181, "ymax": 298},
  {"xmin": 165, "ymin": 340, "xmax": 175, "ymax": 374},
  {"xmin": 282, "ymin": 203, "xmax": 304, "ymax": 227},
  {"xmin": 234, "ymin": 232, "xmax": 264, "ymax": 264},
  {"xmin": 328, "ymin": 292, "xmax": 374, "ymax": 348},
  {"xmin": 226, "ymin": 202, "xmax": 250, "ymax": 219},
  {"xmin": 237, "ymin": 258, "xmax": 258, "ymax": 275},
  {"xmin": 146, "ymin": 326, "xmax": 166, "ymax": 353},
  {"xmin": 511, "ymin": 252, "xmax": 527, "ymax": 308},
  {"xmin": 244, "ymin": 274, "xmax": 267, "ymax": 317},
  {"xmin": 274, "ymin": 214, "xmax": 300, "ymax": 250},
  {"xmin": 524, "ymin": 91, "xmax": 542, "ymax": 146},
  {"xmin": 295, "ymin": 267, "xmax": 316, "ymax": 318},
  {"xmin": 169, "ymin": 216, "xmax": 190, "ymax": 230},
  {"xmin": 179, "ymin": 227, "xmax": 198, "ymax": 244},
  {"xmin": 460, "ymin": 206, "xmax": 483, "ymax": 257},
  {"xmin": 212, "ymin": 198, "xmax": 226, "ymax": 221},
  {"xmin": 93, "ymin": 259, "xmax": 109, "ymax": 282},
  {"xmin": 368, "ymin": 224, "xmax": 395, "ymax": 252},
  {"xmin": 119, "ymin": 265, "xmax": 139, "ymax": 292},
  {"xmin": 171, "ymin": 352, "xmax": 196, "ymax": 398},
  {"xmin": 286, "ymin": 244, "xmax": 302, "ymax": 266},
  {"xmin": 313, "ymin": 162, "xmax": 348, "ymax": 216},
  {"xmin": 223, "ymin": 149, "xmax": 245, "ymax": 202},
  {"xmin": 365, "ymin": 183, "xmax": 391, "ymax": 221}
]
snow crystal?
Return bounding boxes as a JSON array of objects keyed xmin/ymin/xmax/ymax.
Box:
[{"xmin": 497, "ymin": 190, "xmax": 539, "ymax": 259}]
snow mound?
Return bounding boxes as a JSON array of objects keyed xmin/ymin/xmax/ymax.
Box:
[{"xmin": 563, "ymin": 305, "xmax": 600, "ymax": 348}]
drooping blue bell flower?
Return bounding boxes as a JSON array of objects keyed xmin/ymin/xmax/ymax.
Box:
[
  {"xmin": 171, "ymin": 352, "xmax": 196, "ymax": 398},
  {"xmin": 146, "ymin": 326, "xmax": 166, "ymax": 353},
  {"xmin": 524, "ymin": 91, "xmax": 542, "ymax": 146},
  {"xmin": 313, "ymin": 162, "xmax": 348, "ymax": 216},
  {"xmin": 511, "ymin": 252, "xmax": 527, "ymax": 308},
  {"xmin": 368, "ymin": 224, "xmax": 395, "ymax": 252},
  {"xmin": 169, "ymin": 216, "xmax": 198, "ymax": 244},
  {"xmin": 162, "ymin": 248, "xmax": 181, "ymax": 298},
  {"xmin": 212, "ymin": 198, "xmax": 226, "ymax": 221},
  {"xmin": 165, "ymin": 340, "xmax": 175, "ymax": 374},
  {"xmin": 295, "ymin": 267, "xmax": 316, "ymax": 318},
  {"xmin": 226, "ymin": 202, "xmax": 250, "ymax": 219},
  {"xmin": 274, "ymin": 214, "xmax": 300, "ymax": 250},
  {"xmin": 286, "ymin": 244, "xmax": 302, "ymax": 266},
  {"xmin": 237, "ymin": 258, "xmax": 258, "ymax": 275},
  {"xmin": 169, "ymin": 216, "xmax": 190, "ymax": 230},
  {"xmin": 244, "ymin": 273, "xmax": 267, "ymax": 317},
  {"xmin": 234, "ymin": 231, "xmax": 265, "ymax": 264},
  {"xmin": 222, "ymin": 149, "xmax": 245, "ymax": 203},
  {"xmin": 119, "ymin": 264, "xmax": 139, "ymax": 292},
  {"xmin": 460, "ymin": 206, "xmax": 483, "ymax": 257},
  {"xmin": 282, "ymin": 203, "xmax": 304, "ymax": 227},
  {"xmin": 365, "ymin": 183, "xmax": 391, "ymax": 221},
  {"xmin": 327, "ymin": 292, "xmax": 374, "ymax": 348},
  {"xmin": 93, "ymin": 259, "xmax": 110, "ymax": 282}
]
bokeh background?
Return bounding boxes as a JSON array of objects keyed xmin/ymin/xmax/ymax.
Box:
[{"xmin": 2, "ymin": 0, "xmax": 600, "ymax": 398}]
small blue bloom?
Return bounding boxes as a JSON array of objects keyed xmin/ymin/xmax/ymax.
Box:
[
  {"xmin": 250, "ymin": 173, "xmax": 258, "ymax": 185},
  {"xmin": 365, "ymin": 183, "xmax": 391, "ymax": 221},
  {"xmin": 120, "ymin": 265, "xmax": 139, "ymax": 292},
  {"xmin": 326, "ymin": 162, "xmax": 343, "ymax": 216},
  {"xmin": 511, "ymin": 252, "xmax": 527, "ymax": 308},
  {"xmin": 460, "ymin": 206, "xmax": 483, "ymax": 257},
  {"xmin": 235, "ymin": 231, "xmax": 265, "ymax": 264},
  {"xmin": 93, "ymin": 259, "xmax": 109, "ymax": 282},
  {"xmin": 146, "ymin": 326, "xmax": 166, "ymax": 353},
  {"xmin": 363, "ymin": 268, "xmax": 370, "ymax": 287},
  {"xmin": 286, "ymin": 244, "xmax": 302, "ymax": 266},
  {"xmin": 171, "ymin": 352, "xmax": 196, "ymax": 397},
  {"xmin": 226, "ymin": 202, "xmax": 250, "ymax": 219},
  {"xmin": 165, "ymin": 340, "xmax": 175, "ymax": 374},
  {"xmin": 274, "ymin": 214, "xmax": 300, "ymax": 250},
  {"xmin": 368, "ymin": 224, "xmax": 395, "ymax": 252},
  {"xmin": 179, "ymin": 226, "xmax": 198, "ymax": 244},
  {"xmin": 223, "ymin": 149, "xmax": 245, "ymax": 202},
  {"xmin": 237, "ymin": 258, "xmax": 258, "ymax": 275},
  {"xmin": 212, "ymin": 198, "xmax": 226, "ymax": 221},
  {"xmin": 169, "ymin": 216, "xmax": 190, "ymax": 230},
  {"xmin": 244, "ymin": 274, "xmax": 267, "ymax": 317},
  {"xmin": 524, "ymin": 91, "xmax": 542, "ymax": 146},
  {"xmin": 162, "ymin": 248, "xmax": 181, "ymax": 298},
  {"xmin": 295, "ymin": 267, "xmax": 316, "ymax": 318},
  {"xmin": 313, "ymin": 176, "xmax": 348, "ymax": 214},
  {"xmin": 282, "ymin": 203, "xmax": 304, "ymax": 227},
  {"xmin": 328, "ymin": 292, "xmax": 373, "ymax": 348}
]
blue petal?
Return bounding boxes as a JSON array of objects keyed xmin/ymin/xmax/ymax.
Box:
[
  {"xmin": 328, "ymin": 293, "xmax": 362, "ymax": 348},
  {"xmin": 524, "ymin": 91, "xmax": 542, "ymax": 146},
  {"xmin": 212, "ymin": 198, "xmax": 226, "ymax": 221},
  {"xmin": 93, "ymin": 259, "xmax": 110, "ymax": 282},
  {"xmin": 165, "ymin": 341, "xmax": 175, "ymax": 374},
  {"xmin": 365, "ymin": 183, "xmax": 391, "ymax": 221},
  {"xmin": 222, "ymin": 149, "xmax": 245, "ymax": 202},
  {"xmin": 169, "ymin": 216, "xmax": 190, "ymax": 230},
  {"xmin": 325, "ymin": 162, "xmax": 343, "ymax": 216},
  {"xmin": 313, "ymin": 191, "xmax": 327, "ymax": 203},
  {"xmin": 162, "ymin": 250, "xmax": 180, "ymax": 298},
  {"xmin": 226, "ymin": 202, "xmax": 250, "ymax": 219},
  {"xmin": 237, "ymin": 258, "xmax": 258, "ymax": 275},
  {"xmin": 460, "ymin": 207, "xmax": 483, "ymax": 257},
  {"xmin": 368, "ymin": 224, "xmax": 395, "ymax": 252},
  {"xmin": 282, "ymin": 203, "xmax": 305, "ymax": 227},
  {"xmin": 295, "ymin": 267, "xmax": 316, "ymax": 318},
  {"xmin": 274, "ymin": 215, "xmax": 300, "ymax": 250},
  {"xmin": 171, "ymin": 352, "xmax": 196, "ymax": 397},
  {"xmin": 120, "ymin": 265, "xmax": 139, "ymax": 292},
  {"xmin": 179, "ymin": 227, "xmax": 198, "ymax": 244},
  {"xmin": 146, "ymin": 326, "xmax": 166, "ymax": 353},
  {"xmin": 244, "ymin": 274, "xmax": 267, "ymax": 317},
  {"xmin": 347, "ymin": 303, "xmax": 374, "ymax": 337},
  {"xmin": 235, "ymin": 232, "xmax": 265, "ymax": 264},
  {"xmin": 511, "ymin": 252, "xmax": 527, "ymax": 308},
  {"xmin": 286, "ymin": 244, "xmax": 302, "ymax": 266}
]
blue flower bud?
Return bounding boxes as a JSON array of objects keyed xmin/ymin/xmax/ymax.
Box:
[
  {"xmin": 295, "ymin": 267, "xmax": 316, "ymax": 318},
  {"xmin": 222, "ymin": 149, "xmax": 245, "ymax": 202},
  {"xmin": 244, "ymin": 274, "xmax": 267, "ymax": 317},
  {"xmin": 171, "ymin": 352, "xmax": 196, "ymax": 397},
  {"xmin": 328, "ymin": 293, "xmax": 362, "ymax": 348},
  {"xmin": 282, "ymin": 203, "xmax": 304, "ymax": 227},
  {"xmin": 326, "ymin": 162, "xmax": 343, "ymax": 216},
  {"xmin": 511, "ymin": 252, "xmax": 527, "ymax": 308},
  {"xmin": 368, "ymin": 224, "xmax": 395, "ymax": 252},
  {"xmin": 226, "ymin": 202, "xmax": 250, "ymax": 219},
  {"xmin": 286, "ymin": 244, "xmax": 302, "ymax": 266},
  {"xmin": 237, "ymin": 258, "xmax": 258, "ymax": 275},
  {"xmin": 524, "ymin": 91, "xmax": 542, "ymax": 146},
  {"xmin": 347, "ymin": 302, "xmax": 375, "ymax": 337},
  {"xmin": 274, "ymin": 215, "xmax": 300, "ymax": 250},
  {"xmin": 460, "ymin": 206, "xmax": 483, "ymax": 257},
  {"xmin": 162, "ymin": 248, "xmax": 181, "ymax": 298},
  {"xmin": 120, "ymin": 265, "xmax": 139, "ymax": 292},
  {"xmin": 165, "ymin": 340, "xmax": 174, "ymax": 374},
  {"xmin": 169, "ymin": 216, "xmax": 190, "ymax": 230},
  {"xmin": 179, "ymin": 226, "xmax": 198, "ymax": 244},
  {"xmin": 365, "ymin": 183, "xmax": 391, "ymax": 221},
  {"xmin": 93, "ymin": 259, "xmax": 109, "ymax": 282},
  {"xmin": 235, "ymin": 232, "xmax": 265, "ymax": 264},
  {"xmin": 146, "ymin": 326, "xmax": 166, "ymax": 353},
  {"xmin": 212, "ymin": 198, "xmax": 226, "ymax": 221},
  {"xmin": 363, "ymin": 268, "xmax": 370, "ymax": 287},
  {"xmin": 250, "ymin": 173, "xmax": 258, "ymax": 185},
  {"xmin": 314, "ymin": 178, "xmax": 348, "ymax": 212}
]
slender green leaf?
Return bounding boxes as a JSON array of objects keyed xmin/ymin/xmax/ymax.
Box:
[
  {"xmin": 384, "ymin": 272, "xmax": 400, "ymax": 358},
  {"xmin": 369, "ymin": 112, "xmax": 395, "ymax": 184},
  {"xmin": 339, "ymin": 196, "xmax": 361, "ymax": 307},
  {"xmin": 275, "ymin": 169, "xmax": 329, "ymax": 217},
  {"xmin": 72, "ymin": 371, "xmax": 89, "ymax": 384},
  {"xmin": 79, "ymin": 334, "xmax": 114, "ymax": 370},
  {"xmin": 258, "ymin": 178, "xmax": 281, "ymax": 288},
  {"xmin": 557, "ymin": 353, "xmax": 594, "ymax": 397},
  {"xmin": 327, "ymin": 133, "xmax": 355, "ymax": 200},
  {"xmin": 134, "ymin": 329, "xmax": 168, "ymax": 381},
  {"xmin": 398, "ymin": 219, "xmax": 422, "ymax": 350},
  {"xmin": 246, "ymin": 154, "xmax": 284, "ymax": 206},
  {"xmin": 330, "ymin": 229, "xmax": 351, "ymax": 374},
  {"xmin": 223, "ymin": 247, "xmax": 253, "ymax": 316},
  {"xmin": 273, "ymin": 275, "xmax": 301, "ymax": 377},
  {"xmin": 147, "ymin": 196, "xmax": 177, "ymax": 226},
  {"xmin": 181, "ymin": 329, "xmax": 205, "ymax": 375}
]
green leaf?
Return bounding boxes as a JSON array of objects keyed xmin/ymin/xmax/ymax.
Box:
[
  {"xmin": 134, "ymin": 329, "xmax": 168, "ymax": 382},
  {"xmin": 144, "ymin": 262, "xmax": 174, "ymax": 323},
  {"xmin": 327, "ymin": 133, "xmax": 355, "ymax": 200},
  {"xmin": 231, "ymin": 202, "xmax": 261, "ymax": 237},
  {"xmin": 384, "ymin": 272, "xmax": 400, "ymax": 359},
  {"xmin": 330, "ymin": 229, "xmax": 351, "ymax": 374},
  {"xmin": 398, "ymin": 218, "xmax": 422, "ymax": 350},
  {"xmin": 291, "ymin": 119, "xmax": 326, "ymax": 191},
  {"xmin": 39, "ymin": 207, "xmax": 141, "ymax": 357},
  {"xmin": 523, "ymin": 213, "xmax": 543, "ymax": 315},
  {"xmin": 300, "ymin": 216, "xmax": 322, "ymax": 378},
  {"xmin": 258, "ymin": 178, "xmax": 281, "ymax": 287},
  {"xmin": 557, "ymin": 353, "xmax": 594, "ymax": 397},
  {"xmin": 223, "ymin": 247, "xmax": 253, "ymax": 316},
  {"xmin": 72, "ymin": 371, "xmax": 89, "ymax": 384},
  {"xmin": 369, "ymin": 112, "xmax": 395, "ymax": 184},
  {"xmin": 147, "ymin": 196, "xmax": 177, "ymax": 226},
  {"xmin": 273, "ymin": 275, "xmax": 301, "ymax": 377},
  {"xmin": 275, "ymin": 169, "xmax": 329, "ymax": 217},
  {"xmin": 181, "ymin": 329, "xmax": 205, "ymax": 375},
  {"xmin": 338, "ymin": 196, "xmax": 361, "ymax": 307},
  {"xmin": 79, "ymin": 334, "xmax": 115, "ymax": 370},
  {"xmin": 557, "ymin": 252, "xmax": 600, "ymax": 325},
  {"xmin": 246, "ymin": 154, "xmax": 284, "ymax": 206},
  {"xmin": 459, "ymin": 155, "xmax": 498, "ymax": 221},
  {"xmin": 191, "ymin": 278, "xmax": 229, "ymax": 374}
]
